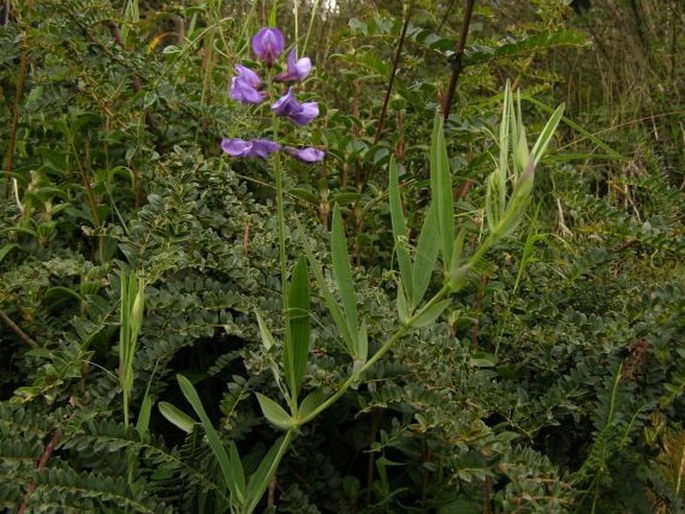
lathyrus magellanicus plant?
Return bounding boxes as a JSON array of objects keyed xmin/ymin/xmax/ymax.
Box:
[{"xmin": 160, "ymin": 24, "xmax": 565, "ymax": 514}]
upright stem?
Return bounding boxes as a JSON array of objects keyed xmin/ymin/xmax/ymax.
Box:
[
  {"xmin": 375, "ymin": 3, "xmax": 412, "ymax": 144},
  {"xmin": 442, "ymin": 0, "xmax": 476, "ymax": 122},
  {"xmin": 273, "ymin": 154, "xmax": 289, "ymax": 327}
]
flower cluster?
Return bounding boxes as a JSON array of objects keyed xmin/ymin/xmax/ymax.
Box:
[{"xmin": 222, "ymin": 27, "xmax": 324, "ymax": 163}]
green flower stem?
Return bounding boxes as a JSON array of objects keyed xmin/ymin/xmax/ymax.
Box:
[{"xmin": 272, "ymin": 151, "xmax": 294, "ymax": 408}]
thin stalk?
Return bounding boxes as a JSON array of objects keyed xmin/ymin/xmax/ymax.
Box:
[
  {"xmin": 272, "ymin": 151, "xmax": 293, "ymax": 408},
  {"xmin": 301, "ymin": 0, "xmax": 320, "ymax": 57},
  {"xmin": 375, "ymin": 3, "xmax": 412, "ymax": 144},
  {"xmin": 293, "ymin": 0, "xmax": 299, "ymax": 49},
  {"xmin": 442, "ymin": 0, "xmax": 476, "ymax": 122}
]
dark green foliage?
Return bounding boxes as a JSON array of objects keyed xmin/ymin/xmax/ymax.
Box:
[{"xmin": 1, "ymin": 0, "xmax": 683, "ymax": 512}]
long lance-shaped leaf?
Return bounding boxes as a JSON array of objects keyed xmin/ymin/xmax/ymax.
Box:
[
  {"xmin": 412, "ymin": 202, "xmax": 439, "ymax": 307},
  {"xmin": 531, "ymin": 102, "xmax": 565, "ymax": 166},
  {"xmin": 177, "ymin": 374, "xmax": 246, "ymax": 505},
  {"xmin": 499, "ymin": 83, "xmax": 511, "ymax": 204},
  {"xmin": 284, "ymin": 256, "xmax": 310, "ymax": 400},
  {"xmin": 485, "ymin": 171, "xmax": 502, "ymax": 234},
  {"xmin": 429, "ymin": 113, "xmax": 454, "ymax": 270},
  {"xmin": 331, "ymin": 207, "xmax": 359, "ymax": 351},
  {"xmin": 299, "ymin": 224, "xmax": 357, "ymax": 357},
  {"xmin": 388, "ymin": 158, "xmax": 414, "ymax": 308},
  {"xmin": 523, "ymin": 95, "xmax": 620, "ymax": 160}
]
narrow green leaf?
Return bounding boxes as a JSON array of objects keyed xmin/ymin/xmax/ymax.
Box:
[
  {"xmin": 388, "ymin": 158, "xmax": 414, "ymax": 306},
  {"xmin": 285, "ymin": 256, "xmax": 310, "ymax": 399},
  {"xmin": 255, "ymin": 311, "xmax": 276, "ymax": 351},
  {"xmin": 136, "ymin": 389, "xmax": 152, "ymax": 437},
  {"xmin": 499, "ymin": 83, "xmax": 512, "ymax": 193},
  {"xmin": 299, "ymin": 225, "xmax": 356, "ymax": 356},
  {"xmin": 256, "ymin": 393, "xmax": 295, "ymax": 431},
  {"xmin": 531, "ymin": 102, "xmax": 565, "ymax": 166},
  {"xmin": 430, "ymin": 113, "xmax": 454, "ymax": 270},
  {"xmin": 178, "ymin": 374, "xmax": 246, "ymax": 504},
  {"xmin": 485, "ymin": 172, "xmax": 500, "ymax": 234},
  {"xmin": 331, "ymin": 207, "xmax": 359, "ymax": 344},
  {"xmin": 159, "ymin": 401, "xmax": 197, "ymax": 434},
  {"xmin": 411, "ymin": 300, "xmax": 451, "ymax": 328},
  {"xmin": 524, "ymin": 95, "xmax": 621, "ymax": 160},
  {"xmin": 412, "ymin": 203, "xmax": 439, "ymax": 306}
]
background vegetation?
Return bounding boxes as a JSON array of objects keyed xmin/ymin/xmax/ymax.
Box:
[{"xmin": 1, "ymin": 0, "xmax": 683, "ymax": 512}]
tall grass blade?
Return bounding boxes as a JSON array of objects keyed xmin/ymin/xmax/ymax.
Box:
[
  {"xmin": 531, "ymin": 102, "xmax": 565, "ymax": 166},
  {"xmin": 430, "ymin": 113, "xmax": 454, "ymax": 270}
]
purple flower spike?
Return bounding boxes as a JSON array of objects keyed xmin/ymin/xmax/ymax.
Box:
[
  {"xmin": 271, "ymin": 88, "xmax": 319, "ymax": 126},
  {"xmin": 230, "ymin": 65, "xmax": 266, "ymax": 104},
  {"xmin": 221, "ymin": 138, "xmax": 281, "ymax": 159},
  {"xmin": 252, "ymin": 27, "xmax": 285, "ymax": 67},
  {"xmin": 286, "ymin": 147, "xmax": 325, "ymax": 163},
  {"xmin": 275, "ymin": 49, "xmax": 312, "ymax": 82}
]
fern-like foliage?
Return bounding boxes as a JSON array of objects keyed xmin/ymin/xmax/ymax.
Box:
[{"xmin": 0, "ymin": 400, "xmax": 259, "ymax": 512}]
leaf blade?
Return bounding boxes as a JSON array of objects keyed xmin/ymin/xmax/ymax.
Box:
[
  {"xmin": 389, "ymin": 158, "xmax": 414, "ymax": 307},
  {"xmin": 430, "ymin": 113, "xmax": 454, "ymax": 270},
  {"xmin": 285, "ymin": 256, "xmax": 311, "ymax": 399},
  {"xmin": 256, "ymin": 393, "xmax": 295, "ymax": 431},
  {"xmin": 331, "ymin": 207, "xmax": 359, "ymax": 347}
]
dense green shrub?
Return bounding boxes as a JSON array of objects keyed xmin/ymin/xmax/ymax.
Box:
[{"xmin": 1, "ymin": 0, "xmax": 683, "ymax": 512}]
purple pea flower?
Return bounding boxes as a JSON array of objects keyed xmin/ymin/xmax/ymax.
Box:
[
  {"xmin": 221, "ymin": 138, "xmax": 281, "ymax": 159},
  {"xmin": 275, "ymin": 49, "xmax": 312, "ymax": 82},
  {"xmin": 286, "ymin": 147, "xmax": 325, "ymax": 163},
  {"xmin": 252, "ymin": 27, "xmax": 285, "ymax": 67},
  {"xmin": 271, "ymin": 87, "xmax": 319, "ymax": 126},
  {"xmin": 230, "ymin": 65, "xmax": 266, "ymax": 104}
]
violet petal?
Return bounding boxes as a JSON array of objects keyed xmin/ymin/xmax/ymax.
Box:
[
  {"xmin": 275, "ymin": 49, "xmax": 312, "ymax": 82},
  {"xmin": 252, "ymin": 27, "xmax": 285, "ymax": 67},
  {"xmin": 221, "ymin": 138, "xmax": 281, "ymax": 159},
  {"xmin": 271, "ymin": 88, "xmax": 319, "ymax": 125},
  {"xmin": 287, "ymin": 147, "xmax": 325, "ymax": 163},
  {"xmin": 235, "ymin": 64, "xmax": 263, "ymax": 88},
  {"xmin": 230, "ymin": 76, "xmax": 265, "ymax": 104}
]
